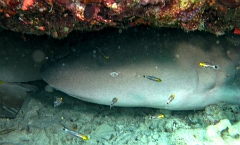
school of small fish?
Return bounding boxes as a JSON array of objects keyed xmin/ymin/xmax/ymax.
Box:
[
  {"xmin": 0, "ymin": 48, "xmax": 228, "ymax": 141},
  {"xmin": 105, "ymin": 60, "xmax": 220, "ymax": 115}
]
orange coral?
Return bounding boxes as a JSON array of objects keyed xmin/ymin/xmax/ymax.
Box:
[
  {"xmin": 22, "ymin": 0, "xmax": 35, "ymax": 11},
  {"xmin": 234, "ymin": 28, "xmax": 240, "ymax": 35},
  {"xmin": 208, "ymin": 0, "xmax": 215, "ymax": 6}
]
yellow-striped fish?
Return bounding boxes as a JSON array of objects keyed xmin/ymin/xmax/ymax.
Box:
[
  {"xmin": 149, "ymin": 114, "xmax": 165, "ymax": 120},
  {"xmin": 110, "ymin": 97, "xmax": 118, "ymax": 109},
  {"xmin": 167, "ymin": 94, "xmax": 175, "ymax": 105},
  {"xmin": 54, "ymin": 97, "xmax": 63, "ymax": 108},
  {"xmin": 97, "ymin": 47, "xmax": 109, "ymax": 60},
  {"xmin": 143, "ymin": 75, "xmax": 162, "ymax": 82},
  {"xmin": 63, "ymin": 128, "xmax": 89, "ymax": 141},
  {"xmin": 199, "ymin": 62, "xmax": 218, "ymax": 69}
]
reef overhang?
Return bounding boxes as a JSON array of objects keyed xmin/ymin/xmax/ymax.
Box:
[{"xmin": 1, "ymin": 0, "xmax": 240, "ymax": 38}]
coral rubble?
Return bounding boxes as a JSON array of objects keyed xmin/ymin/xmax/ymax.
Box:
[{"xmin": 0, "ymin": 0, "xmax": 240, "ymax": 38}]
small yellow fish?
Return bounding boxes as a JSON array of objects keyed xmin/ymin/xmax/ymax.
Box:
[
  {"xmin": 149, "ymin": 114, "xmax": 165, "ymax": 120},
  {"xmin": 143, "ymin": 75, "xmax": 162, "ymax": 82},
  {"xmin": 103, "ymin": 55, "xmax": 109, "ymax": 60},
  {"xmin": 110, "ymin": 97, "xmax": 118, "ymax": 109},
  {"xmin": 167, "ymin": 94, "xmax": 175, "ymax": 105},
  {"xmin": 63, "ymin": 128, "xmax": 89, "ymax": 141},
  {"xmin": 54, "ymin": 97, "xmax": 63, "ymax": 108},
  {"xmin": 199, "ymin": 62, "xmax": 218, "ymax": 69},
  {"xmin": 97, "ymin": 47, "xmax": 109, "ymax": 60}
]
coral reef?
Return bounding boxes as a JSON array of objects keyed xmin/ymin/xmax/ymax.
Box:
[{"xmin": 0, "ymin": 0, "xmax": 240, "ymax": 38}]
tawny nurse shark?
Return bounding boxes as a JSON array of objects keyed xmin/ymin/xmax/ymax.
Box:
[{"xmin": 41, "ymin": 28, "xmax": 240, "ymax": 110}]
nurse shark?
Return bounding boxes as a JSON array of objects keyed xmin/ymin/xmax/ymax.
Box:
[{"xmin": 41, "ymin": 28, "xmax": 240, "ymax": 110}]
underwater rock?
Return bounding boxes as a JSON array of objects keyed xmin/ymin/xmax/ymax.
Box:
[
  {"xmin": 84, "ymin": 4, "xmax": 96, "ymax": 20},
  {"xmin": 0, "ymin": 0, "xmax": 240, "ymax": 38},
  {"xmin": 206, "ymin": 119, "xmax": 240, "ymax": 144}
]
